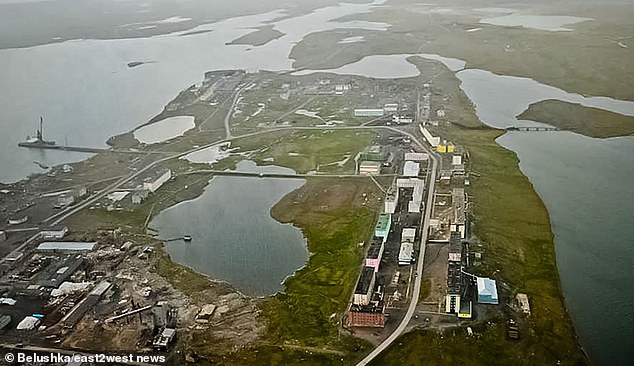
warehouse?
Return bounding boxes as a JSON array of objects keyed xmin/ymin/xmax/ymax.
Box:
[
  {"xmin": 143, "ymin": 169, "xmax": 172, "ymax": 193},
  {"xmin": 37, "ymin": 242, "xmax": 97, "ymax": 252},
  {"xmin": 477, "ymin": 277, "xmax": 499, "ymax": 304}
]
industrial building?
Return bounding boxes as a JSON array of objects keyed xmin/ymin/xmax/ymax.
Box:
[
  {"xmin": 353, "ymin": 267, "xmax": 376, "ymax": 306},
  {"xmin": 365, "ymin": 237, "xmax": 385, "ymax": 273},
  {"xmin": 143, "ymin": 169, "xmax": 172, "ymax": 193},
  {"xmin": 398, "ymin": 241, "xmax": 414, "ymax": 265},
  {"xmin": 61, "ymin": 281, "xmax": 112, "ymax": 327},
  {"xmin": 36, "ymin": 242, "xmax": 97, "ymax": 252},
  {"xmin": 477, "ymin": 277, "xmax": 499, "ymax": 304},
  {"xmin": 354, "ymin": 108, "xmax": 384, "ymax": 117}
]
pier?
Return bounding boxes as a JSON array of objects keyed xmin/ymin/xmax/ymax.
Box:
[
  {"xmin": 505, "ymin": 126, "xmax": 559, "ymax": 132},
  {"xmin": 17, "ymin": 142, "xmax": 169, "ymax": 155}
]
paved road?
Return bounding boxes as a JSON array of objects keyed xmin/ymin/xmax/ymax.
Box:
[{"xmin": 355, "ymin": 127, "xmax": 439, "ymax": 366}]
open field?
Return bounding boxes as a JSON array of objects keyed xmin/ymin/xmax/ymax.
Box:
[
  {"xmin": 232, "ymin": 130, "xmax": 376, "ymax": 174},
  {"xmin": 517, "ymin": 99, "xmax": 634, "ymax": 138}
]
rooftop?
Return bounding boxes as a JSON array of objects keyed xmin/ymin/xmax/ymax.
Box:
[
  {"xmin": 37, "ymin": 242, "xmax": 97, "ymax": 251},
  {"xmin": 366, "ymin": 237, "xmax": 384, "ymax": 259},
  {"xmin": 354, "ymin": 267, "xmax": 375, "ymax": 295}
]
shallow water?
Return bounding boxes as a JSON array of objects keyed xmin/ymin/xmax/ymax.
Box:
[{"xmin": 150, "ymin": 161, "xmax": 308, "ymax": 296}]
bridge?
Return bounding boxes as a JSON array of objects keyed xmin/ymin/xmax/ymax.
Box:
[{"xmin": 505, "ymin": 126, "xmax": 559, "ymax": 132}]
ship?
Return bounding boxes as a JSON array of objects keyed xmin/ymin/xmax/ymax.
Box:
[{"xmin": 18, "ymin": 117, "xmax": 56, "ymax": 147}]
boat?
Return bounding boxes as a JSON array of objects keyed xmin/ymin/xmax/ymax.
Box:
[
  {"xmin": 8, "ymin": 216, "xmax": 28, "ymax": 225},
  {"xmin": 18, "ymin": 117, "xmax": 56, "ymax": 147},
  {"xmin": 183, "ymin": 235, "xmax": 192, "ymax": 242}
]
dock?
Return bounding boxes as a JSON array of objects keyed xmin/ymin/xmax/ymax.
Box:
[
  {"xmin": 505, "ymin": 126, "xmax": 559, "ymax": 132},
  {"xmin": 17, "ymin": 142, "xmax": 169, "ymax": 155}
]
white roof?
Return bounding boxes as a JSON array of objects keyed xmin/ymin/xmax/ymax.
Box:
[
  {"xmin": 403, "ymin": 161, "xmax": 420, "ymax": 177},
  {"xmin": 402, "ymin": 228, "xmax": 416, "ymax": 238},
  {"xmin": 398, "ymin": 242, "xmax": 414, "ymax": 261},
  {"xmin": 37, "ymin": 242, "xmax": 97, "ymax": 251},
  {"xmin": 477, "ymin": 277, "xmax": 498, "ymax": 298},
  {"xmin": 17, "ymin": 316, "xmax": 40, "ymax": 330},
  {"xmin": 404, "ymin": 152, "xmax": 428, "ymax": 161}
]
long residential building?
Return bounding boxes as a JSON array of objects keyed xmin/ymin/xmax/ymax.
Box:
[
  {"xmin": 353, "ymin": 267, "xmax": 376, "ymax": 306},
  {"xmin": 374, "ymin": 213, "xmax": 392, "ymax": 239},
  {"xmin": 365, "ymin": 237, "xmax": 385, "ymax": 273}
]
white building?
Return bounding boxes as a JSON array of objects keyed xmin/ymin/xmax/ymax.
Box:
[
  {"xmin": 359, "ymin": 161, "xmax": 382, "ymax": 175},
  {"xmin": 419, "ymin": 125, "xmax": 440, "ymax": 147},
  {"xmin": 383, "ymin": 103, "xmax": 399, "ymax": 113},
  {"xmin": 402, "ymin": 228, "xmax": 416, "ymax": 242},
  {"xmin": 398, "ymin": 242, "xmax": 414, "ymax": 265},
  {"xmin": 404, "ymin": 152, "xmax": 428, "ymax": 161},
  {"xmin": 403, "ymin": 161, "xmax": 420, "ymax": 177},
  {"xmin": 384, "ymin": 186, "xmax": 399, "ymax": 214},
  {"xmin": 354, "ymin": 109, "xmax": 384, "ymax": 117},
  {"xmin": 143, "ymin": 169, "xmax": 172, "ymax": 193},
  {"xmin": 392, "ymin": 115, "xmax": 413, "ymax": 124},
  {"xmin": 40, "ymin": 227, "xmax": 69, "ymax": 240},
  {"xmin": 452, "ymin": 155, "xmax": 463, "ymax": 166}
]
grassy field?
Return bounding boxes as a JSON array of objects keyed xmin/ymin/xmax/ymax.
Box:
[
  {"xmin": 517, "ymin": 99, "xmax": 634, "ymax": 138},
  {"xmin": 232, "ymin": 129, "xmax": 377, "ymax": 174}
]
